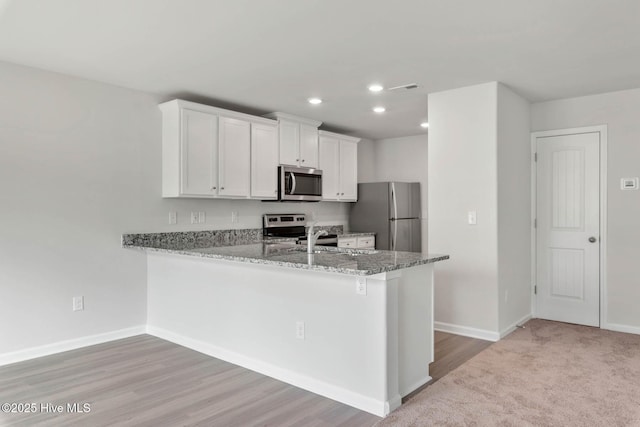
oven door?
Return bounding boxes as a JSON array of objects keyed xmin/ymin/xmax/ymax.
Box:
[{"xmin": 279, "ymin": 166, "xmax": 323, "ymax": 201}]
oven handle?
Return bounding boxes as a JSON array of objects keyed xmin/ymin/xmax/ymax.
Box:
[{"xmin": 290, "ymin": 172, "xmax": 297, "ymax": 195}]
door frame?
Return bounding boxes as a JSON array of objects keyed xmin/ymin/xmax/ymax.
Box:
[{"xmin": 530, "ymin": 125, "xmax": 608, "ymax": 327}]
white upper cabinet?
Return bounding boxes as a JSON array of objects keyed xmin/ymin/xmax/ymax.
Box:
[
  {"xmin": 218, "ymin": 116, "xmax": 251, "ymax": 197},
  {"xmin": 318, "ymin": 131, "xmax": 360, "ymax": 202},
  {"xmin": 251, "ymin": 122, "xmax": 279, "ymax": 199},
  {"xmin": 264, "ymin": 112, "xmax": 322, "ymax": 168},
  {"xmin": 178, "ymin": 108, "xmax": 218, "ymax": 197},
  {"xmin": 160, "ymin": 100, "xmax": 277, "ymax": 199}
]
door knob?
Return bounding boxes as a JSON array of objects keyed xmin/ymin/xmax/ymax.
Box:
[{"xmin": 588, "ymin": 237, "xmax": 597, "ymax": 243}]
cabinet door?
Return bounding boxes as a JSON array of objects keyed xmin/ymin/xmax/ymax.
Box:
[
  {"xmin": 338, "ymin": 237, "xmax": 357, "ymax": 248},
  {"xmin": 181, "ymin": 108, "xmax": 218, "ymax": 196},
  {"xmin": 299, "ymin": 124, "xmax": 319, "ymax": 168},
  {"xmin": 339, "ymin": 140, "xmax": 358, "ymax": 201},
  {"xmin": 319, "ymin": 135, "xmax": 340, "ymax": 201},
  {"xmin": 218, "ymin": 116, "xmax": 251, "ymax": 197},
  {"xmin": 279, "ymin": 120, "xmax": 299, "ymax": 166},
  {"xmin": 357, "ymin": 236, "xmax": 375, "ymax": 249},
  {"xmin": 251, "ymin": 122, "xmax": 279, "ymax": 199}
]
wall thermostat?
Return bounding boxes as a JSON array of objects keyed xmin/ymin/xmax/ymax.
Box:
[{"xmin": 620, "ymin": 177, "xmax": 639, "ymax": 190}]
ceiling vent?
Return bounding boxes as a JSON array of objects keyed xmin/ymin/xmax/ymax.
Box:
[{"xmin": 388, "ymin": 83, "xmax": 419, "ymax": 91}]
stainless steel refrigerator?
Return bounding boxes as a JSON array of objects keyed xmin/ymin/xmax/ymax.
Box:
[{"xmin": 349, "ymin": 182, "xmax": 421, "ymax": 252}]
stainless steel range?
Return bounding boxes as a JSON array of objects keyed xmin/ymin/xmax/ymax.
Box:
[{"xmin": 263, "ymin": 214, "xmax": 338, "ymax": 246}]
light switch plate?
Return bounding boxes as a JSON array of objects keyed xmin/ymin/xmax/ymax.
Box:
[{"xmin": 169, "ymin": 211, "xmax": 177, "ymax": 225}]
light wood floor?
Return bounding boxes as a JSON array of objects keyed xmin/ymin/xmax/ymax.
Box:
[{"xmin": 0, "ymin": 332, "xmax": 490, "ymax": 426}]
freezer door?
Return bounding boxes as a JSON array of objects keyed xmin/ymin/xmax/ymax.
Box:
[
  {"xmin": 350, "ymin": 183, "xmax": 390, "ymax": 248},
  {"xmin": 390, "ymin": 218, "xmax": 421, "ymax": 252},
  {"xmin": 389, "ymin": 182, "xmax": 421, "ymax": 219}
]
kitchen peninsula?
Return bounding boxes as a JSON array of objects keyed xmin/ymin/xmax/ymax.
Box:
[{"xmin": 124, "ymin": 229, "xmax": 448, "ymax": 417}]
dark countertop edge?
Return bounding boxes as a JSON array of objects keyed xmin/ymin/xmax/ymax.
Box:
[{"xmin": 126, "ymin": 245, "xmax": 449, "ymax": 276}]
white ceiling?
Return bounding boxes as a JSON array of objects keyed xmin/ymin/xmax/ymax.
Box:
[{"xmin": 1, "ymin": 0, "xmax": 639, "ymax": 140}]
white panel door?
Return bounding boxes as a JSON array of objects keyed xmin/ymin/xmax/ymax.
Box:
[
  {"xmin": 339, "ymin": 140, "xmax": 358, "ymax": 201},
  {"xmin": 181, "ymin": 109, "xmax": 218, "ymax": 196},
  {"xmin": 218, "ymin": 116, "xmax": 250, "ymax": 197},
  {"xmin": 536, "ymin": 131, "xmax": 600, "ymax": 326},
  {"xmin": 319, "ymin": 135, "xmax": 340, "ymax": 200},
  {"xmin": 251, "ymin": 122, "xmax": 279, "ymax": 199}
]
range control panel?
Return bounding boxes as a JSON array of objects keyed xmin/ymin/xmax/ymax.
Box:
[{"xmin": 263, "ymin": 214, "xmax": 307, "ymax": 229}]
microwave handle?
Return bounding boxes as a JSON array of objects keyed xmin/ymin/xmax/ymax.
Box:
[{"xmin": 290, "ymin": 172, "xmax": 297, "ymax": 194}]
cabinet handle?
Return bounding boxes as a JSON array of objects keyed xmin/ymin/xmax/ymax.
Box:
[
  {"xmin": 296, "ymin": 158, "xmax": 299, "ymax": 162},
  {"xmin": 301, "ymin": 159, "xmax": 305, "ymax": 163},
  {"xmin": 221, "ymin": 187, "xmax": 225, "ymax": 190},
  {"xmin": 341, "ymin": 193, "xmax": 344, "ymax": 195},
  {"xmin": 212, "ymin": 186, "xmax": 217, "ymax": 190},
  {"xmin": 336, "ymin": 193, "xmax": 339, "ymax": 196}
]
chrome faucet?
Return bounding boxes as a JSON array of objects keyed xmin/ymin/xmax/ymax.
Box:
[{"xmin": 307, "ymin": 223, "xmax": 328, "ymax": 254}]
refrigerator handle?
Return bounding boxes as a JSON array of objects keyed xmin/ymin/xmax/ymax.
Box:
[{"xmin": 391, "ymin": 183, "xmax": 398, "ymax": 250}]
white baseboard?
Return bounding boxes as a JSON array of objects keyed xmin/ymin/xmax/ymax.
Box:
[
  {"xmin": 0, "ymin": 325, "xmax": 147, "ymax": 367},
  {"xmin": 400, "ymin": 375, "xmax": 433, "ymax": 398},
  {"xmin": 147, "ymin": 325, "xmax": 392, "ymax": 417},
  {"xmin": 603, "ymin": 322, "xmax": 640, "ymax": 336},
  {"xmin": 434, "ymin": 321, "xmax": 500, "ymax": 342},
  {"xmin": 500, "ymin": 313, "xmax": 533, "ymax": 339}
]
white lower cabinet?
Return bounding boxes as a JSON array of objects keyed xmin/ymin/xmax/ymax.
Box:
[
  {"xmin": 160, "ymin": 99, "xmax": 278, "ymax": 199},
  {"xmin": 318, "ymin": 131, "xmax": 360, "ymax": 202},
  {"xmin": 338, "ymin": 235, "xmax": 375, "ymax": 249}
]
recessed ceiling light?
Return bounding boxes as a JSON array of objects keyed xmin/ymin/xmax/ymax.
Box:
[
  {"xmin": 368, "ymin": 84, "xmax": 384, "ymax": 92},
  {"xmin": 373, "ymin": 106, "xmax": 386, "ymax": 113},
  {"xmin": 420, "ymin": 122, "xmax": 429, "ymax": 128},
  {"xmin": 308, "ymin": 98, "xmax": 322, "ymax": 105}
]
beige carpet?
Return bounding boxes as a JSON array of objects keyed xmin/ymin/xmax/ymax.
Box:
[{"xmin": 378, "ymin": 319, "xmax": 640, "ymax": 426}]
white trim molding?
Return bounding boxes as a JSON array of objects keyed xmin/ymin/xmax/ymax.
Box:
[
  {"xmin": 530, "ymin": 125, "xmax": 608, "ymax": 328},
  {"xmin": 147, "ymin": 326, "xmax": 394, "ymax": 417},
  {"xmin": 603, "ymin": 323, "xmax": 640, "ymax": 336},
  {"xmin": 434, "ymin": 321, "xmax": 500, "ymax": 342},
  {"xmin": 500, "ymin": 314, "xmax": 533, "ymax": 339},
  {"xmin": 0, "ymin": 325, "xmax": 147, "ymax": 367}
]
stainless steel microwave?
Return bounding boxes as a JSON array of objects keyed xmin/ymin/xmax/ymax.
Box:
[{"xmin": 278, "ymin": 166, "xmax": 323, "ymax": 201}]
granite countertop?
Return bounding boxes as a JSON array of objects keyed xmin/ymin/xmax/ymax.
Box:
[
  {"xmin": 122, "ymin": 227, "xmax": 447, "ymax": 275},
  {"xmin": 128, "ymin": 242, "xmax": 448, "ymax": 276}
]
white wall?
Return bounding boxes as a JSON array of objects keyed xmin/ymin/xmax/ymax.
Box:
[
  {"xmin": 532, "ymin": 88, "xmax": 640, "ymax": 333},
  {"xmin": 428, "ymin": 82, "xmax": 500, "ymax": 334},
  {"xmin": 357, "ymin": 138, "xmax": 376, "ymax": 183},
  {"xmin": 497, "ymin": 84, "xmax": 532, "ymax": 334},
  {"xmin": 0, "ymin": 60, "xmax": 348, "ymax": 358},
  {"xmin": 359, "ymin": 135, "xmax": 428, "ymax": 250}
]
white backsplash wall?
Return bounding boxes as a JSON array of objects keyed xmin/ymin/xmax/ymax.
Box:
[{"xmin": 0, "ymin": 60, "xmax": 348, "ymax": 360}]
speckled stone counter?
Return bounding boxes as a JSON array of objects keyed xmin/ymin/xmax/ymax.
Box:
[
  {"xmin": 127, "ymin": 240, "xmax": 447, "ymax": 276},
  {"xmin": 122, "ymin": 225, "xmax": 343, "ymax": 250}
]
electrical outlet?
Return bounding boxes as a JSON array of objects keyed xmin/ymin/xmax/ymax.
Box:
[
  {"xmin": 468, "ymin": 211, "xmax": 477, "ymax": 225},
  {"xmin": 296, "ymin": 321, "xmax": 305, "ymax": 340},
  {"xmin": 169, "ymin": 211, "xmax": 177, "ymax": 225},
  {"xmin": 231, "ymin": 211, "xmax": 239, "ymax": 223},
  {"xmin": 198, "ymin": 211, "xmax": 206, "ymax": 224},
  {"xmin": 73, "ymin": 296, "xmax": 84, "ymax": 311},
  {"xmin": 191, "ymin": 212, "xmax": 199, "ymax": 224},
  {"xmin": 356, "ymin": 277, "xmax": 367, "ymax": 295}
]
